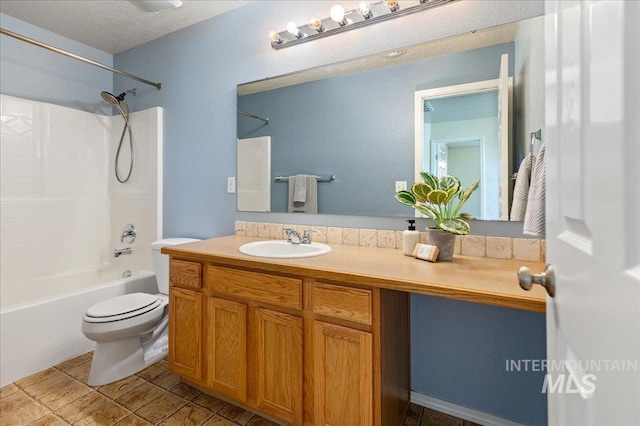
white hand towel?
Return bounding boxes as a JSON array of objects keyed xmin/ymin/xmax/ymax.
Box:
[
  {"xmin": 510, "ymin": 153, "xmax": 535, "ymax": 221},
  {"xmin": 523, "ymin": 143, "xmax": 546, "ymax": 236},
  {"xmin": 293, "ymin": 174, "xmax": 308, "ymax": 203}
]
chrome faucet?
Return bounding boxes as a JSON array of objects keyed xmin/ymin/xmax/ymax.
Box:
[
  {"xmin": 284, "ymin": 228, "xmax": 315, "ymax": 244},
  {"xmin": 113, "ymin": 247, "xmax": 132, "ymax": 258},
  {"xmin": 301, "ymin": 229, "xmax": 316, "ymax": 244},
  {"xmin": 284, "ymin": 228, "xmax": 302, "ymax": 244}
]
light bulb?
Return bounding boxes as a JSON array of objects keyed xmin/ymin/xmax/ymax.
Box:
[
  {"xmin": 330, "ymin": 5, "xmax": 347, "ymax": 26},
  {"xmin": 308, "ymin": 15, "xmax": 325, "ymax": 32},
  {"xmin": 356, "ymin": 2, "xmax": 373, "ymax": 19},
  {"xmin": 286, "ymin": 21, "xmax": 303, "ymax": 38},
  {"xmin": 269, "ymin": 31, "xmax": 283, "ymax": 44},
  {"xmin": 384, "ymin": 0, "xmax": 400, "ymax": 12}
]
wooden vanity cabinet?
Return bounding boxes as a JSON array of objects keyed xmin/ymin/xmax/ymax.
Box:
[
  {"xmin": 205, "ymin": 296, "xmax": 247, "ymax": 401},
  {"xmin": 206, "ymin": 265, "xmax": 304, "ymax": 425},
  {"xmin": 168, "ymin": 257, "xmax": 409, "ymax": 426},
  {"xmin": 313, "ymin": 321, "xmax": 373, "ymax": 425},
  {"xmin": 168, "ymin": 260, "xmax": 203, "ymax": 384},
  {"xmin": 308, "ymin": 282, "xmax": 408, "ymax": 426},
  {"xmin": 250, "ymin": 307, "xmax": 303, "ymax": 424}
]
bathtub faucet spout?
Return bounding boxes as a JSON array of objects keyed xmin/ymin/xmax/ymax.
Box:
[{"xmin": 113, "ymin": 247, "xmax": 132, "ymax": 258}]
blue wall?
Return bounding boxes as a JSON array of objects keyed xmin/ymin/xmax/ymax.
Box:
[
  {"xmin": 113, "ymin": 0, "xmax": 542, "ymax": 239},
  {"xmin": 238, "ymin": 43, "xmax": 514, "ymax": 217},
  {"xmin": 0, "ymin": 13, "xmax": 113, "ymax": 114},
  {"xmin": 412, "ymin": 296, "xmax": 547, "ymax": 425}
]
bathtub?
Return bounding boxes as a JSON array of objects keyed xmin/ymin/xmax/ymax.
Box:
[{"xmin": 0, "ymin": 267, "xmax": 158, "ymax": 387}]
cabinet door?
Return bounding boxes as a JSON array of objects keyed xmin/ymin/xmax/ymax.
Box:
[
  {"xmin": 206, "ymin": 297, "xmax": 247, "ymax": 402},
  {"xmin": 169, "ymin": 288, "xmax": 202, "ymax": 382},
  {"xmin": 252, "ymin": 308, "xmax": 303, "ymax": 425},
  {"xmin": 314, "ymin": 321, "xmax": 373, "ymax": 426}
]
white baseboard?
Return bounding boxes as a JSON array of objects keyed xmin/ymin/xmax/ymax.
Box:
[{"xmin": 410, "ymin": 392, "xmax": 525, "ymax": 426}]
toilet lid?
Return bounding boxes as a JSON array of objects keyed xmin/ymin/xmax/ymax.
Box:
[{"xmin": 86, "ymin": 293, "xmax": 162, "ymax": 319}]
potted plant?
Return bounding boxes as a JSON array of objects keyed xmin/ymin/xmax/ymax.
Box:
[{"xmin": 395, "ymin": 172, "xmax": 479, "ymax": 260}]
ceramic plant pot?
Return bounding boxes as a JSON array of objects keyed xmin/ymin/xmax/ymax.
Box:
[{"xmin": 425, "ymin": 228, "xmax": 456, "ymax": 261}]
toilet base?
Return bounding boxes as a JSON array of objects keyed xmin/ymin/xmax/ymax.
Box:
[{"xmin": 87, "ymin": 335, "xmax": 166, "ymax": 386}]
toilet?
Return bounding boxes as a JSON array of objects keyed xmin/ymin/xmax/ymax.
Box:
[{"xmin": 81, "ymin": 238, "xmax": 200, "ymax": 386}]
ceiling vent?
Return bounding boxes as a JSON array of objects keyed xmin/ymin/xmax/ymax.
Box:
[{"xmin": 424, "ymin": 101, "xmax": 434, "ymax": 112}]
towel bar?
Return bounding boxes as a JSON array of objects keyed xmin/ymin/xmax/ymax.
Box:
[{"xmin": 275, "ymin": 174, "xmax": 335, "ymax": 182}]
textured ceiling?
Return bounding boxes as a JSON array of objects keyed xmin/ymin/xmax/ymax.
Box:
[{"xmin": 0, "ymin": 0, "xmax": 252, "ymax": 54}]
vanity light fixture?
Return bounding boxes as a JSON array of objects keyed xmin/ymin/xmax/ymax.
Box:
[
  {"xmin": 356, "ymin": 2, "xmax": 374, "ymax": 19},
  {"xmin": 383, "ymin": 0, "xmax": 400, "ymax": 12},
  {"xmin": 308, "ymin": 15, "xmax": 325, "ymax": 32},
  {"xmin": 269, "ymin": 0, "xmax": 457, "ymax": 50},
  {"xmin": 286, "ymin": 21, "xmax": 304, "ymax": 39},
  {"xmin": 330, "ymin": 5, "xmax": 348, "ymax": 26},
  {"xmin": 269, "ymin": 31, "xmax": 284, "ymax": 45}
]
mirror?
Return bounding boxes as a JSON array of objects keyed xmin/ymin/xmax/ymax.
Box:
[{"xmin": 237, "ymin": 15, "xmax": 544, "ymax": 219}]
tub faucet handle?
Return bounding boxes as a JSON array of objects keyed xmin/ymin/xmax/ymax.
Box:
[{"xmin": 121, "ymin": 224, "xmax": 136, "ymax": 243}]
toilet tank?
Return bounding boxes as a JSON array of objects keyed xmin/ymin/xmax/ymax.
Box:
[{"xmin": 151, "ymin": 238, "xmax": 201, "ymax": 295}]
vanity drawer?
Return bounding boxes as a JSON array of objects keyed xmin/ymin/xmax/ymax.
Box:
[
  {"xmin": 170, "ymin": 259, "xmax": 202, "ymax": 289},
  {"xmin": 312, "ymin": 283, "xmax": 372, "ymax": 325},
  {"xmin": 205, "ymin": 265, "xmax": 302, "ymax": 310}
]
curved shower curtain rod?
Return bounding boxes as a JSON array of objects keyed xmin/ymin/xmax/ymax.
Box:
[{"xmin": 0, "ymin": 28, "xmax": 162, "ymax": 90}]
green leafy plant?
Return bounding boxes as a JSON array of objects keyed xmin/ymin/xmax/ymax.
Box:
[{"xmin": 395, "ymin": 172, "xmax": 480, "ymax": 235}]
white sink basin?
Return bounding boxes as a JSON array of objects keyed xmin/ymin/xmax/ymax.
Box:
[{"xmin": 239, "ymin": 240, "xmax": 331, "ymax": 259}]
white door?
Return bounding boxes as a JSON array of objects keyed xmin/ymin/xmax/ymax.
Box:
[
  {"xmin": 432, "ymin": 142, "xmax": 448, "ymax": 177},
  {"xmin": 497, "ymin": 53, "xmax": 511, "ymax": 220},
  {"xmin": 545, "ymin": 1, "xmax": 639, "ymax": 424}
]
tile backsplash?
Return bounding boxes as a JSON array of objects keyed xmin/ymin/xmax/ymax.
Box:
[{"xmin": 236, "ymin": 221, "xmax": 546, "ymax": 262}]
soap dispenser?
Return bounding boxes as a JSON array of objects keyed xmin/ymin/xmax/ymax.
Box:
[{"xmin": 403, "ymin": 219, "xmax": 421, "ymax": 256}]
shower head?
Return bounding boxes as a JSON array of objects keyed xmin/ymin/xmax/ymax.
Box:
[
  {"xmin": 101, "ymin": 91, "xmax": 120, "ymax": 106},
  {"xmin": 100, "ymin": 88, "xmax": 137, "ymax": 105}
]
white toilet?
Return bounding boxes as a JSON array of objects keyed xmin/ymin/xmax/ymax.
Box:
[{"xmin": 81, "ymin": 238, "xmax": 200, "ymax": 386}]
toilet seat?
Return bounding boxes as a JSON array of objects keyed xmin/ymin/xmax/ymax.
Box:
[{"xmin": 84, "ymin": 293, "xmax": 164, "ymax": 323}]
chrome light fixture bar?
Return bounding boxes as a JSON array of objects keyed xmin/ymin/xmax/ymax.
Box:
[{"xmin": 270, "ymin": 0, "xmax": 457, "ymax": 50}]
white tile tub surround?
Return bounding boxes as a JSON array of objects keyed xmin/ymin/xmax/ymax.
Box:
[
  {"xmin": 1, "ymin": 95, "xmax": 110, "ymax": 284},
  {"xmin": 109, "ymin": 107, "xmax": 163, "ymax": 274},
  {"xmin": 0, "ymin": 95, "xmax": 162, "ymax": 302},
  {"xmin": 236, "ymin": 221, "xmax": 545, "ymax": 262}
]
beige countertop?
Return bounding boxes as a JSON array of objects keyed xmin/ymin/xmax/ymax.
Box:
[{"xmin": 162, "ymin": 235, "xmax": 547, "ymax": 313}]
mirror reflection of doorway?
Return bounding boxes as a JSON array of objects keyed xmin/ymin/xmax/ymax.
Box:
[
  {"xmin": 415, "ymin": 53, "xmax": 512, "ymax": 220},
  {"xmin": 431, "ymin": 138, "xmax": 483, "ymax": 219},
  {"xmin": 415, "ymin": 78, "xmax": 511, "ymax": 221}
]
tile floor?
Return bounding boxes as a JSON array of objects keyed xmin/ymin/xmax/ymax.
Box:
[{"xmin": 0, "ymin": 352, "xmax": 478, "ymax": 425}]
